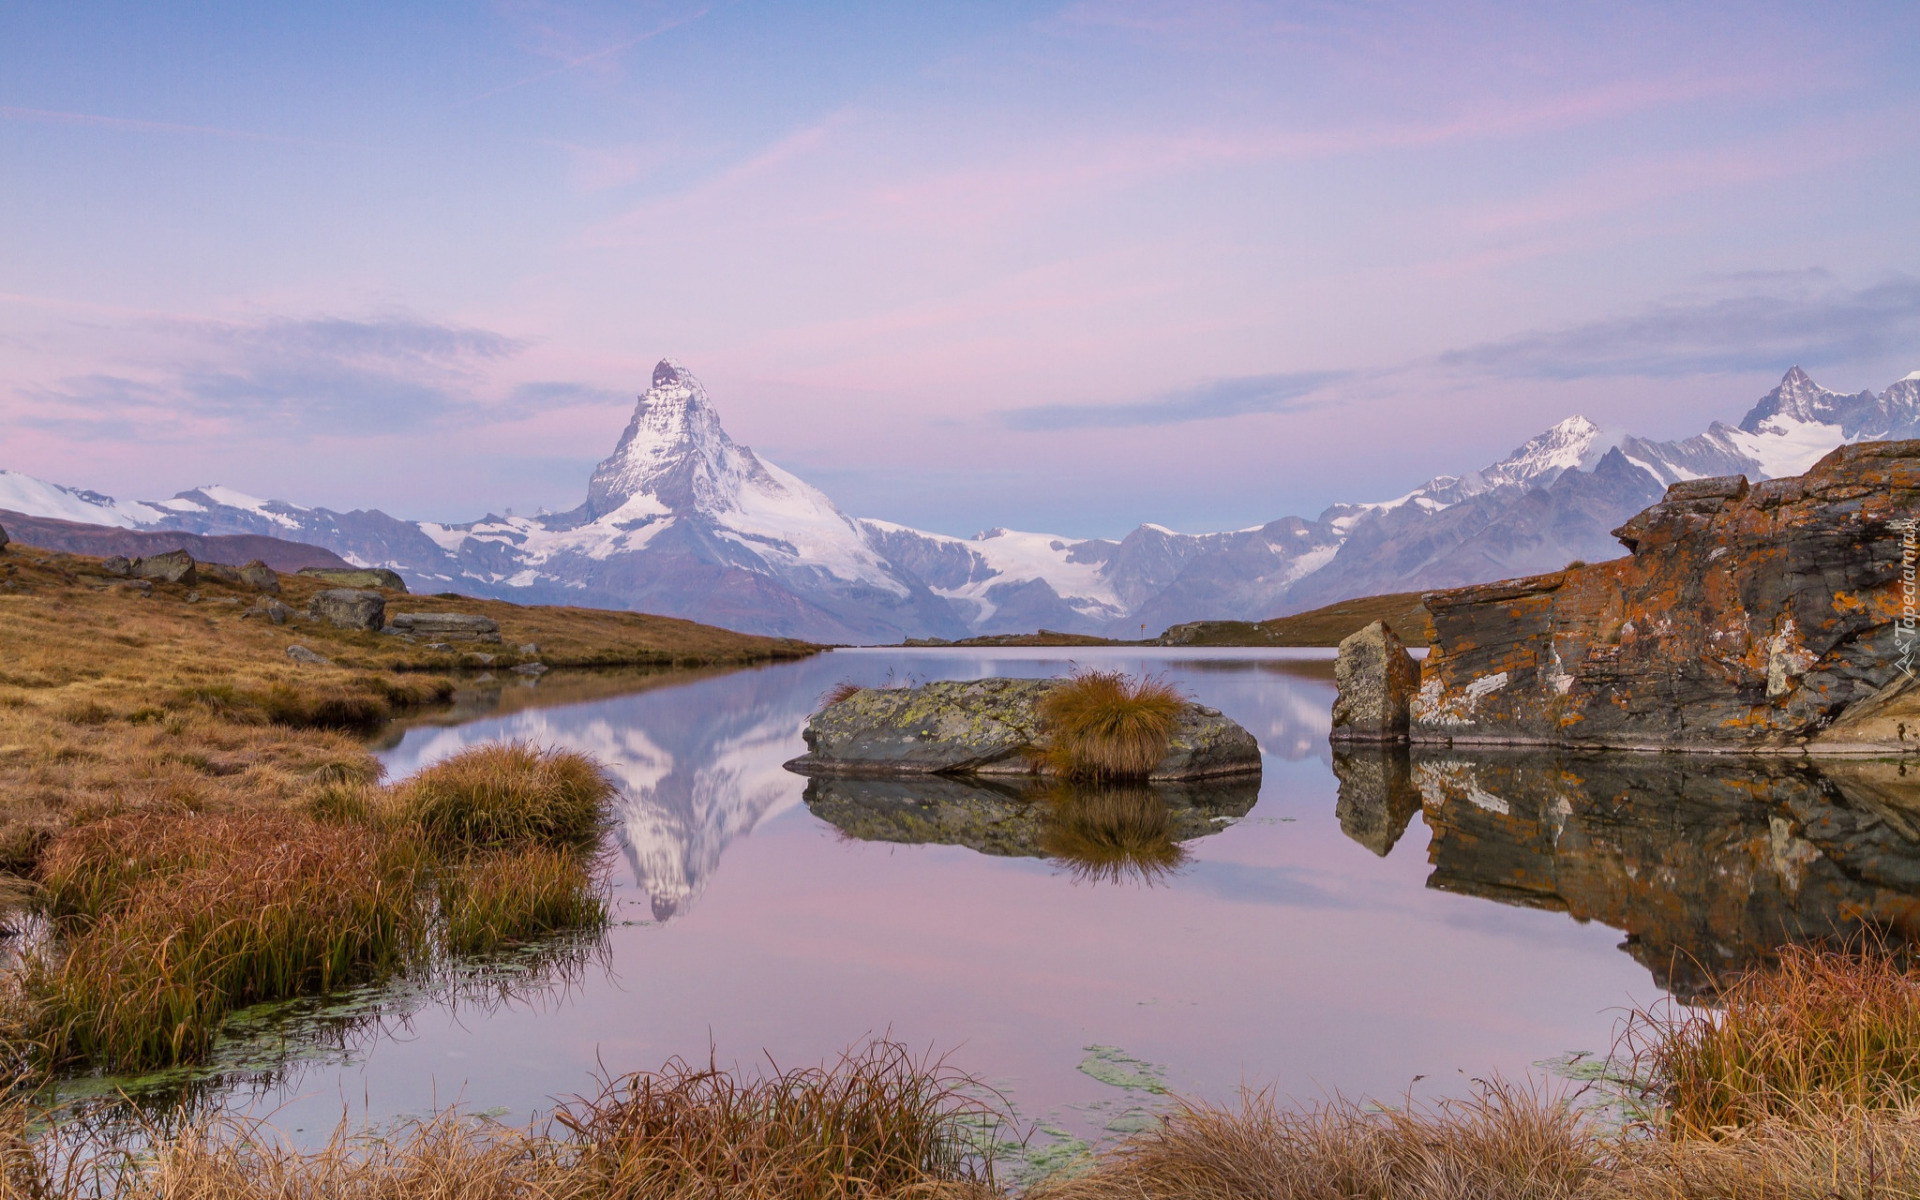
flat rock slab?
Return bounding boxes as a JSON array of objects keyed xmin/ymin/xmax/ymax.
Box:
[
  {"xmin": 786, "ymin": 677, "xmax": 1262, "ymax": 781},
  {"xmin": 388, "ymin": 612, "xmax": 501, "ymax": 641}
]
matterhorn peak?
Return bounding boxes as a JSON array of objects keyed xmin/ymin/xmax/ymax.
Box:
[
  {"xmin": 582, "ymin": 359, "xmax": 747, "ymax": 519},
  {"xmin": 652, "ymin": 357, "xmax": 691, "ymax": 388}
]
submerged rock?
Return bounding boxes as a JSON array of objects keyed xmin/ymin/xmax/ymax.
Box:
[
  {"xmin": 1331, "ymin": 620, "xmax": 1420, "ymax": 742},
  {"xmin": 786, "ymin": 678, "xmax": 1261, "ymax": 781}
]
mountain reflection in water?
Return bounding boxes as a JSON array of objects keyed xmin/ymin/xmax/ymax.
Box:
[{"xmin": 1335, "ymin": 748, "xmax": 1920, "ymax": 996}]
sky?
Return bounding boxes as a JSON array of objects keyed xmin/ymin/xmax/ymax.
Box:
[{"xmin": 2, "ymin": 1, "xmax": 1918, "ymax": 538}]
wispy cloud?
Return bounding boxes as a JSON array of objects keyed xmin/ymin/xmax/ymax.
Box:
[
  {"xmin": 0, "ymin": 105, "xmax": 339, "ymax": 147},
  {"xmin": 1443, "ymin": 276, "xmax": 1920, "ymax": 379},
  {"xmin": 462, "ymin": 5, "xmax": 711, "ymax": 107},
  {"xmin": 1002, "ymin": 370, "xmax": 1345, "ymax": 430}
]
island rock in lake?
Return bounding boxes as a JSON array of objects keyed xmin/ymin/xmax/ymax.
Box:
[
  {"xmin": 785, "ymin": 678, "xmax": 1261, "ymax": 781},
  {"xmin": 1333, "ymin": 439, "xmax": 1920, "ymax": 752}
]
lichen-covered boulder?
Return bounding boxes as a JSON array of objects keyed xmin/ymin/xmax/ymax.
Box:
[
  {"xmin": 1330, "ymin": 620, "xmax": 1420, "ymax": 742},
  {"xmin": 237, "ymin": 560, "xmax": 280, "ymax": 593},
  {"xmin": 131, "ymin": 549, "xmax": 196, "ymax": 585},
  {"xmin": 298, "ymin": 566, "xmax": 408, "ymax": 592},
  {"xmin": 308, "ymin": 588, "xmax": 385, "ymax": 631},
  {"xmin": 785, "ymin": 677, "xmax": 1262, "ymax": 780}
]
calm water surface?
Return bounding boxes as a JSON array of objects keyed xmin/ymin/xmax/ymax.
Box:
[{"xmin": 183, "ymin": 649, "xmax": 1736, "ymax": 1145}]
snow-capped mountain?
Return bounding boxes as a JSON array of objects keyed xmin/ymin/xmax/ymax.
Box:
[{"xmin": 2, "ymin": 364, "xmax": 1912, "ymax": 642}]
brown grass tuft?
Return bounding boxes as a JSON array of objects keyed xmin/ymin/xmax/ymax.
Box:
[
  {"xmin": 404, "ymin": 743, "xmax": 615, "ymax": 854},
  {"xmin": 440, "ymin": 846, "xmax": 607, "ymax": 957},
  {"xmin": 1626, "ymin": 942, "xmax": 1920, "ymax": 1137},
  {"xmin": 556, "ymin": 1039, "xmax": 1010, "ymax": 1198},
  {"xmin": 819, "ymin": 680, "xmax": 866, "ymax": 709},
  {"xmin": 1037, "ymin": 671, "xmax": 1184, "ymax": 780}
]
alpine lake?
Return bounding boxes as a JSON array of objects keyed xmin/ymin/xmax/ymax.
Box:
[{"xmin": 51, "ymin": 646, "xmax": 1920, "ymax": 1171}]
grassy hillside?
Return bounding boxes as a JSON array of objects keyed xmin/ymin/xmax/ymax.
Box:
[{"xmin": 1158, "ymin": 591, "xmax": 1434, "ymax": 648}]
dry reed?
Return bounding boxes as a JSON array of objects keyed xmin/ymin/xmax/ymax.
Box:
[
  {"xmin": 1626, "ymin": 942, "xmax": 1920, "ymax": 1138},
  {"xmin": 439, "ymin": 846, "xmax": 607, "ymax": 956},
  {"xmin": 1037, "ymin": 671, "xmax": 1184, "ymax": 780}
]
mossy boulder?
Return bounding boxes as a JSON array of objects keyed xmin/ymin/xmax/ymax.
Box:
[{"xmin": 786, "ymin": 678, "xmax": 1261, "ymax": 781}]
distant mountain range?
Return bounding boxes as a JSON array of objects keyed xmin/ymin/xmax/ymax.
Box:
[{"xmin": 3, "ymin": 362, "xmax": 1916, "ymax": 643}]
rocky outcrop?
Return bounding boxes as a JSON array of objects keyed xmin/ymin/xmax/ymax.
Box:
[
  {"xmin": 307, "ymin": 588, "xmax": 385, "ymax": 631},
  {"xmin": 387, "ymin": 612, "xmax": 501, "ymax": 642},
  {"xmin": 237, "ymin": 560, "xmax": 279, "ymax": 593},
  {"xmin": 1404, "ymin": 441, "xmax": 1920, "ymax": 753},
  {"xmin": 298, "ymin": 566, "xmax": 407, "ymax": 592},
  {"xmin": 130, "ymin": 549, "xmax": 196, "ymax": 585},
  {"xmin": 1330, "ymin": 621, "xmax": 1421, "ymax": 741},
  {"xmin": 785, "ymin": 678, "xmax": 1262, "ymax": 781}
]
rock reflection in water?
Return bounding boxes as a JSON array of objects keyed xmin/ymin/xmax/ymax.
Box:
[
  {"xmin": 802, "ymin": 775, "xmax": 1257, "ymax": 885},
  {"xmin": 1334, "ymin": 748, "xmax": 1920, "ymax": 996}
]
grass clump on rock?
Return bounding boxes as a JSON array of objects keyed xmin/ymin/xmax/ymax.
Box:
[{"xmin": 1037, "ymin": 670, "xmax": 1183, "ymax": 780}]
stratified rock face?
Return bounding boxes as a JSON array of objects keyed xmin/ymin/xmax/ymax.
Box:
[
  {"xmin": 1402, "ymin": 749, "xmax": 1920, "ymax": 997},
  {"xmin": 786, "ymin": 678, "xmax": 1262, "ymax": 780},
  {"xmin": 130, "ymin": 549, "xmax": 196, "ymax": 585},
  {"xmin": 308, "ymin": 588, "xmax": 386, "ymax": 631},
  {"xmin": 1331, "ymin": 620, "xmax": 1420, "ymax": 741},
  {"xmin": 1410, "ymin": 441, "xmax": 1920, "ymax": 752},
  {"xmin": 388, "ymin": 612, "xmax": 501, "ymax": 642}
]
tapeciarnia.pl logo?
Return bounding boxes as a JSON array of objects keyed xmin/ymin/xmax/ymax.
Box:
[{"xmin": 1899, "ymin": 518, "xmax": 1919, "ymax": 680}]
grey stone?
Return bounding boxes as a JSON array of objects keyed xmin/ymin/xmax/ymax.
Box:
[
  {"xmin": 237, "ymin": 560, "xmax": 280, "ymax": 593},
  {"xmin": 387, "ymin": 612, "xmax": 501, "ymax": 642},
  {"xmin": 1331, "ymin": 620, "xmax": 1421, "ymax": 742},
  {"xmin": 465, "ymin": 652, "xmax": 496, "ymax": 666},
  {"xmin": 425, "ymin": 642, "xmax": 453, "ymax": 651},
  {"xmin": 184, "ymin": 591, "xmax": 202, "ymax": 604},
  {"xmin": 198, "ymin": 563, "xmax": 243, "ymax": 586},
  {"xmin": 307, "ymin": 588, "xmax": 385, "ymax": 631},
  {"xmin": 286, "ymin": 644, "xmax": 328, "ymax": 665},
  {"xmin": 511, "ymin": 662, "xmax": 548, "ymax": 676},
  {"xmin": 787, "ymin": 677, "xmax": 1262, "ymax": 781},
  {"xmin": 131, "ymin": 549, "xmax": 196, "ymax": 585},
  {"xmin": 244, "ymin": 598, "xmax": 293, "ymax": 625},
  {"xmin": 518, "ymin": 642, "xmax": 540, "ymax": 654},
  {"xmin": 98, "ymin": 556, "xmax": 132, "ymax": 577},
  {"xmin": 297, "ymin": 566, "xmax": 408, "ymax": 592}
]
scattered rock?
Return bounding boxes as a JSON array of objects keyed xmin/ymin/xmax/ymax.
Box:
[
  {"xmin": 98, "ymin": 556, "xmax": 132, "ymax": 578},
  {"xmin": 511, "ymin": 662, "xmax": 548, "ymax": 676},
  {"xmin": 237, "ymin": 560, "xmax": 280, "ymax": 593},
  {"xmin": 297, "ymin": 566, "xmax": 407, "ymax": 592},
  {"xmin": 307, "ymin": 588, "xmax": 386, "ymax": 631},
  {"xmin": 286, "ymin": 644, "xmax": 328, "ymax": 665},
  {"xmin": 424, "ymin": 642, "xmax": 453, "ymax": 651},
  {"xmin": 242, "ymin": 598, "xmax": 293, "ymax": 624},
  {"xmin": 787, "ymin": 677, "xmax": 1262, "ymax": 781},
  {"xmin": 1330, "ymin": 620, "xmax": 1421, "ymax": 742},
  {"xmin": 387, "ymin": 612, "xmax": 501, "ymax": 642},
  {"xmin": 465, "ymin": 652, "xmax": 496, "ymax": 666},
  {"xmin": 184, "ymin": 590, "xmax": 202, "ymax": 604},
  {"xmin": 197, "ymin": 563, "xmax": 244, "ymax": 586},
  {"xmin": 131, "ymin": 549, "xmax": 196, "ymax": 585},
  {"xmin": 518, "ymin": 642, "xmax": 540, "ymax": 655}
]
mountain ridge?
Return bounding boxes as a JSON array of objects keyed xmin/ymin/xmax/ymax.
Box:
[{"xmin": 3, "ymin": 363, "xmax": 1913, "ymax": 642}]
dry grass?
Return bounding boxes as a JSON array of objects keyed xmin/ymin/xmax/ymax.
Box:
[
  {"xmin": 554, "ymin": 1039, "xmax": 1009, "ymax": 1199},
  {"xmin": 820, "ymin": 680, "xmax": 866, "ymax": 709},
  {"xmin": 403, "ymin": 743, "xmax": 614, "ymax": 853},
  {"xmin": 25, "ymin": 812, "xmax": 425, "ymax": 1072},
  {"xmin": 1626, "ymin": 943, "xmax": 1920, "ymax": 1138},
  {"xmin": 439, "ymin": 846, "xmax": 607, "ymax": 956},
  {"xmin": 1037, "ymin": 671, "xmax": 1184, "ymax": 780},
  {"xmin": 1036, "ymin": 786, "xmax": 1186, "ymax": 885}
]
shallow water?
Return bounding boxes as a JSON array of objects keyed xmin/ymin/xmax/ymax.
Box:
[{"xmin": 101, "ymin": 647, "xmax": 1920, "ymax": 1154}]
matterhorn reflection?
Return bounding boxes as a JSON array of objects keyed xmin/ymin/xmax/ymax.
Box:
[{"xmin": 1335, "ymin": 748, "xmax": 1920, "ymax": 996}]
